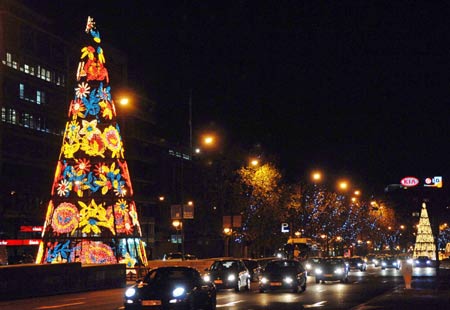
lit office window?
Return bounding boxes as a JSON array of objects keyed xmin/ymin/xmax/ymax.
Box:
[{"xmin": 19, "ymin": 83, "xmax": 24, "ymax": 99}]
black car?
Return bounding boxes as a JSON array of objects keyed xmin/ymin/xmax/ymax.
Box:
[
  {"xmin": 203, "ymin": 259, "xmax": 251, "ymax": 292},
  {"xmin": 259, "ymin": 259, "xmax": 307, "ymax": 293},
  {"xmin": 242, "ymin": 258, "xmax": 262, "ymax": 282},
  {"xmin": 414, "ymin": 256, "xmax": 433, "ymax": 267},
  {"xmin": 381, "ymin": 256, "xmax": 401, "ymax": 270},
  {"xmin": 347, "ymin": 256, "xmax": 367, "ymax": 271},
  {"xmin": 314, "ymin": 258, "xmax": 349, "ymax": 283},
  {"xmin": 304, "ymin": 257, "xmax": 322, "ymax": 276},
  {"xmin": 124, "ymin": 266, "xmax": 216, "ymax": 310}
]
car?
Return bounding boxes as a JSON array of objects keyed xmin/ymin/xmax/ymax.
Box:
[
  {"xmin": 203, "ymin": 259, "xmax": 251, "ymax": 292},
  {"xmin": 372, "ymin": 254, "xmax": 386, "ymax": 267},
  {"xmin": 124, "ymin": 266, "xmax": 216, "ymax": 310},
  {"xmin": 242, "ymin": 258, "xmax": 262, "ymax": 282},
  {"xmin": 314, "ymin": 257, "xmax": 349, "ymax": 283},
  {"xmin": 347, "ymin": 256, "xmax": 367, "ymax": 271},
  {"xmin": 162, "ymin": 252, "xmax": 197, "ymax": 261},
  {"xmin": 381, "ymin": 256, "xmax": 401, "ymax": 270},
  {"xmin": 414, "ymin": 256, "xmax": 433, "ymax": 267},
  {"xmin": 304, "ymin": 257, "xmax": 322, "ymax": 276},
  {"xmin": 259, "ymin": 259, "xmax": 307, "ymax": 293}
]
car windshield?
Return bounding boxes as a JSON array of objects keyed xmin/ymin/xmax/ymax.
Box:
[
  {"xmin": 322, "ymin": 258, "xmax": 343, "ymax": 265},
  {"xmin": 211, "ymin": 261, "xmax": 237, "ymax": 270},
  {"xmin": 265, "ymin": 260, "xmax": 299, "ymax": 271},
  {"xmin": 145, "ymin": 268, "xmax": 197, "ymax": 283}
]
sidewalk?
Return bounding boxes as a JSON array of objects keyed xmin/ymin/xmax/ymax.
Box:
[{"xmin": 353, "ymin": 269, "xmax": 450, "ymax": 310}]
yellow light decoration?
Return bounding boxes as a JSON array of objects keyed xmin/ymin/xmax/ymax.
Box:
[{"xmin": 78, "ymin": 199, "xmax": 114, "ymax": 235}]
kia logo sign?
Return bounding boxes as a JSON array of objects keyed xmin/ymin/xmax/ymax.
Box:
[{"xmin": 400, "ymin": 177, "xmax": 419, "ymax": 187}]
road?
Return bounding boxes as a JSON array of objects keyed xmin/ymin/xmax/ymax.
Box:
[{"xmin": 0, "ymin": 266, "xmax": 408, "ymax": 310}]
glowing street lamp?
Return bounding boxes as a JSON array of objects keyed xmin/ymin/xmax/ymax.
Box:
[
  {"xmin": 311, "ymin": 171, "xmax": 322, "ymax": 182},
  {"xmin": 119, "ymin": 97, "xmax": 129, "ymax": 106},
  {"xmin": 250, "ymin": 159, "xmax": 259, "ymax": 167},
  {"xmin": 338, "ymin": 180, "xmax": 349, "ymax": 191}
]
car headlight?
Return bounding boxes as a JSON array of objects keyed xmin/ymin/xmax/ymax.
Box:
[
  {"xmin": 305, "ymin": 263, "xmax": 312, "ymax": 269},
  {"xmin": 125, "ymin": 287, "xmax": 136, "ymax": 298},
  {"xmin": 315, "ymin": 268, "xmax": 322, "ymax": 275},
  {"xmin": 173, "ymin": 287, "xmax": 185, "ymax": 298},
  {"xmin": 415, "ymin": 260, "xmax": 419, "ymax": 264},
  {"xmin": 228, "ymin": 274, "xmax": 236, "ymax": 281},
  {"xmin": 382, "ymin": 262, "xmax": 386, "ymax": 266},
  {"xmin": 427, "ymin": 260, "xmax": 431, "ymax": 264},
  {"xmin": 284, "ymin": 277, "xmax": 293, "ymax": 284},
  {"xmin": 261, "ymin": 277, "xmax": 268, "ymax": 284},
  {"xmin": 334, "ymin": 268, "xmax": 344, "ymax": 274},
  {"xmin": 357, "ymin": 263, "xmax": 362, "ymax": 266},
  {"xmin": 407, "ymin": 259, "xmax": 413, "ymax": 264},
  {"xmin": 203, "ymin": 274, "xmax": 211, "ymax": 282}
]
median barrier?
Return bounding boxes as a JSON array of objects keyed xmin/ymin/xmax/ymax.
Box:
[{"xmin": 0, "ymin": 263, "xmax": 126, "ymax": 300}]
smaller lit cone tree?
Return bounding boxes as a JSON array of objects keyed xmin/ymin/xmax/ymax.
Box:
[
  {"xmin": 413, "ymin": 202, "xmax": 436, "ymax": 259},
  {"xmin": 36, "ymin": 17, "xmax": 147, "ymax": 266}
]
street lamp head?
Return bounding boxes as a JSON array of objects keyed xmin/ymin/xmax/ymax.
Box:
[
  {"xmin": 119, "ymin": 97, "xmax": 129, "ymax": 106},
  {"xmin": 158, "ymin": 196, "xmax": 165, "ymax": 201},
  {"xmin": 338, "ymin": 181, "xmax": 349, "ymax": 190},
  {"xmin": 250, "ymin": 159, "xmax": 259, "ymax": 167},
  {"xmin": 311, "ymin": 171, "xmax": 322, "ymax": 182},
  {"xmin": 223, "ymin": 227, "xmax": 232, "ymax": 235},
  {"xmin": 172, "ymin": 220, "xmax": 182, "ymax": 229}
]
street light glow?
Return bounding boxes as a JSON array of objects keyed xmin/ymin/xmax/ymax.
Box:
[
  {"xmin": 250, "ymin": 159, "xmax": 259, "ymax": 167},
  {"xmin": 311, "ymin": 171, "xmax": 322, "ymax": 182},
  {"xmin": 119, "ymin": 97, "xmax": 129, "ymax": 106},
  {"xmin": 338, "ymin": 181, "xmax": 349, "ymax": 190}
]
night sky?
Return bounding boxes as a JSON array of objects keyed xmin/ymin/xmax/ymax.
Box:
[{"xmin": 22, "ymin": 1, "xmax": 449, "ymax": 196}]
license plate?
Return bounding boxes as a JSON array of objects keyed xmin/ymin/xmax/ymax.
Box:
[
  {"xmin": 142, "ymin": 300, "xmax": 162, "ymax": 306},
  {"xmin": 324, "ymin": 274, "xmax": 333, "ymax": 277},
  {"xmin": 270, "ymin": 282, "xmax": 282, "ymax": 286},
  {"xmin": 214, "ymin": 279, "xmax": 223, "ymax": 284}
]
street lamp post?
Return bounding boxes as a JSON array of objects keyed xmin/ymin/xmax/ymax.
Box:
[{"xmin": 223, "ymin": 227, "xmax": 232, "ymax": 257}]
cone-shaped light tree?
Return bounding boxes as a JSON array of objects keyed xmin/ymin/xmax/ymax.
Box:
[
  {"xmin": 413, "ymin": 202, "xmax": 436, "ymax": 259},
  {"xmin": 36, "ymin": 17, "xmax": 147, "ymax": 266}
]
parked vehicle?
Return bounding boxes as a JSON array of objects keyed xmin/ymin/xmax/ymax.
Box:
[
  {"xmin": 203, "ymin": 259, "xmax": 251, "ymax": 292},
  {"xmin": 259, "ymin": 259, "xmax": 307, "ymax": 293},
  {"xmin": 124, "ymin": 266, "xmax": 216, "ymax": 310},
  {"xmin": 314, "ymin": 257, "xmax": 349, "ymax": 283}
]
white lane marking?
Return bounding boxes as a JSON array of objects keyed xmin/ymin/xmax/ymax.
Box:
[
  {"xmin": 35, "ymin": 302, "xmax": 85, "ymax": 309},
  {"xmin": 303, "ymin": 300, "xmax": 327, "ymax": 308},
  {"xmin": 217, "ymin": 300, "xmax": 244, "ymax": 307}
]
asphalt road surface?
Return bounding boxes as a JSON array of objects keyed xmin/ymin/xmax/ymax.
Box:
[{"xmin": 0, "ymin": 266, "xmax": 408, "ymax": 310}]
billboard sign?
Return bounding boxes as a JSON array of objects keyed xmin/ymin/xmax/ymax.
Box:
[
  {"xmin": 424, "ymin": 176, "xmax": 443, "ymax": 188},
  {"xmin": 400, "ymin": 177, "xmax": 419, "ymax": 187}
]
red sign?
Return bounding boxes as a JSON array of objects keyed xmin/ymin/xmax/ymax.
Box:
[
  {"xmin": 0, "ymin": 239, "xmax": 41, "ymax": 246},
  {"xmin": 400, "ymin": 177, "xmax": 419, "ymax": 187},
  {"xmin": 19, "ymin": 226, "xmax": 43, "ymax": 232}
]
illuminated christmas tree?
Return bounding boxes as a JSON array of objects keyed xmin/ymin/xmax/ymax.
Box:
[
  {"xmin": 36, "ymin": 17, "xmax": 147, "ymax": 266},
  {"xmin": 413, "ymin": 202, "xmax": 436, "ymax": 259}
]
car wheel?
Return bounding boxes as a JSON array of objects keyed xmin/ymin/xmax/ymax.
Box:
[
  {"xmin": 381, "ymin": 267, "xmax": 385, "ymax": 270},
  {"xmin": 315, "ymin": 278, "xmax": 320, "ymax": 284},
  {"xmin": 235, "ymin": 279, "xmax": 241, "ymax": 292},
  {"xmin": 259, "ymin": 288, "xmax": 265, "ymax": 293}
]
